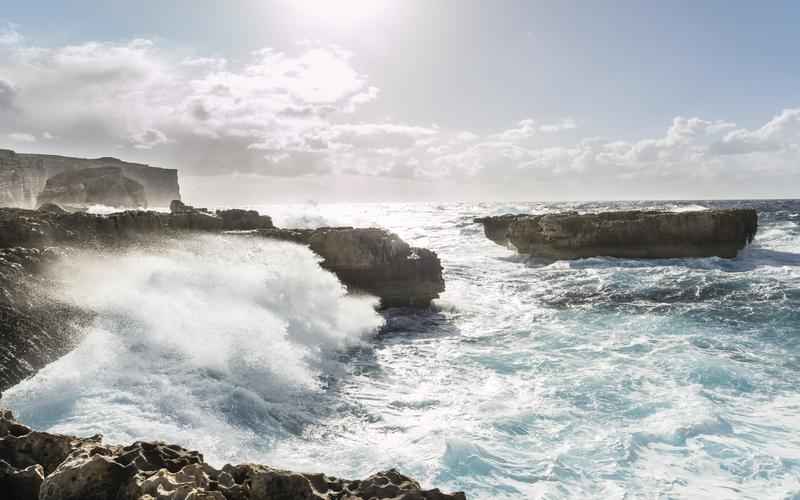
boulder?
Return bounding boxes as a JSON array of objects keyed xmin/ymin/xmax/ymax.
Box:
[
  {"xmin": 37, "ymin": 166, "xmax": 147, "ymax": 209},
  {"xmin": 257, "ymin": 227, "xmax": 445, "ymax": 307},
  {"xmin": 475, "ymin": 209, "xmax": 758, "ymax": 259},
  {"xmin": 0, "ymin": 410, "xmax": 466, "ymax": 500}
]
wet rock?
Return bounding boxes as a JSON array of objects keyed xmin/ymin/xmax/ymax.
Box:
[
  {"xmin": 475, "ymin": 209, "xmax": 758, "ymax": 259},
  {"xmin": 216, "ymin": 209, "xmax": 274, "ymax": 230},
  {"xmin": 0, "ymin": 410, "xmax": 467, "ymax": 500},
  {"xmin": 0, "ymin": 459, "xmax": 44, "ymax": 500},
  {"xmin": 257, "ymin": 227, "xmax": 445, "ymax": 307},
  {"xmin": 0, "ymin": 247, "xmax": 90, "ymax": 392},
  {"xmin": 0, "ymin": 206, "xmax": 445, "ymax": 393},
  {"xmin": 37, "ymin": 166, "xmax": 148, "ymax": 209}
]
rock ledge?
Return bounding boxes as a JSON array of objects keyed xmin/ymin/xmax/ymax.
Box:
[{"xmin": 475, "ymin": 209, "xmax": 758, "ymax": 259}]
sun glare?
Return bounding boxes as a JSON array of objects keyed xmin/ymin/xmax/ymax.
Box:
[{"xmin": 289, "ymin": 0, "xmax": 391, "ymax": 28}]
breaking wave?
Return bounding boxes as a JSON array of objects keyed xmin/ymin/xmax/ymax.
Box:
[{"xmin": 4, "ymin": 234, "xmax": 383, "ymax": 462}]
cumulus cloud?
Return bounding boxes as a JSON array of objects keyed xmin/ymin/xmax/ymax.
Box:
[
  {"xmin": 7, "ymin": 132, "xmax": 36, "ymax": 143},
  {"xmin": 491, "ymin": 118, "xmax": 577, "ymax": 142},
  {"xmin": 0, "ymin": 26, "xmax": 798, "ymax": 199},
  {"xmin": 709, "ymin": 108, "xmax": 800, "ymax": 156}
]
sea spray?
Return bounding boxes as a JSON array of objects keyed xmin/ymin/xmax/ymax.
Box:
[
  {"xmin": 5, "ymin": 234, "xmax": 384, "ymax": 462},
  {"xmin": 5, "ymin": 200, "xmax": 800, "ymax": 499}
]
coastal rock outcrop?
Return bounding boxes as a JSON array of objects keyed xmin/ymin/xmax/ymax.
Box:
[
  {"xmin": 0, "ymin": 410, "xmax": 466, "ymax": 500},
  {"xmin": 36, "ymin": 166, "xmax": 148, "ymax": 209},
  {"xmin": 257, "ymin": 227, "xmax": 445, "ymax": 307},
  {"xmin": 0, "ymin": 247, "xmax": 91, "ymax": 392},
  {"xmin": 0, "ymin": 149, "xmax": 180, "ymax": 208},
  {"xmin": 0, "ymin": 205, "xmax": 442, "ymax": 308},
  {"xmin": 475, "ymin": 209, "xmax": 758, "ymax": 259},
  {"xmin": 0, "ymin": 205, "xmax": 444, "ymax": 388},
  {"xmin": 170, "ymin": 201, "xmax": 275, "ymax": 231}
]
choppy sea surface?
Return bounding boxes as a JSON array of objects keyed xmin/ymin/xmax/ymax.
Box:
[{"xmin": 6, "ymin": 199, "xmax": 800, "ymax": 499}]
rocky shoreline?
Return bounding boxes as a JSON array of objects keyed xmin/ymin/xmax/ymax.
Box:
[
  {"xmin": 0, "ymin": 409, "xmax": 465, "ymax": 500},
  {"xmin": 0, "ymin": 202, "xmax": 455, "ymax": 498},
  {"xmin": 0, "ymin": 203, "xmax": 444, "ymax": 392},
  {"xmin": 475, "ymin": 209, "xmax": 758, "ymax": 259}
]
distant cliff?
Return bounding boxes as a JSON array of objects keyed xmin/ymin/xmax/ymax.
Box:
[{"xmin": 0, "ymin": 149, "xmax": 180, "ymax": 208}]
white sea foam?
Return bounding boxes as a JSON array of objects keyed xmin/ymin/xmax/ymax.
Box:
[{"xmin": 5, "ymin": 234, "xmax": 383, "ymax": 461}]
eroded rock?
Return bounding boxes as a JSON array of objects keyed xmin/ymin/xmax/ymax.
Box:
[
  {"xmin": 0, "ymin": 459, "xmax": 44, "ymax": 500},
  {"xmin": 37, "ymin": 166, "xmax": 148, "ymax": 209},
  {"xmin": 475, "ymin": 209, "xmax": 758, "ymax": 259},
  {"xmin": 0, "ymin": 410, "xmax": 466, "ymax": 500},
  {"xmin": 257, "ymin": 227, "xmax": 445, "ymax": 307}
]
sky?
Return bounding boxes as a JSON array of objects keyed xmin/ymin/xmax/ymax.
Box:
[{"xmin": 1, "ymin": 0, "xmax": 799, "ymax": 203}]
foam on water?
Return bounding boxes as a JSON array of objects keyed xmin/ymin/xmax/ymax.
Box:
[
  {"xmin": 5, "ymin": 200, "xmax": 800, "ymax": 499},
  {"xmin": 5, "ymin": 234, "xmax": 383, "ymax": 461}
]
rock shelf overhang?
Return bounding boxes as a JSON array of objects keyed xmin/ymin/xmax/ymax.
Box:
[{"xmin": 475, "ymin": 209, "xmax": 758, "ymax": 259}]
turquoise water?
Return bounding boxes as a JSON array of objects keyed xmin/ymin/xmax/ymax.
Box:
[{"xmin": 6, "ymin": 200, "xmax": 800, "ymax": 499}]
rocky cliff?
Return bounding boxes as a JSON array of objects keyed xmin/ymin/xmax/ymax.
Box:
[
  {"xmin": 0, "ymin": 409, "xmax": 466, "ymax": 500},
  {"xmin": 0, "ymin": 150, "xmax": 47, "ymax": 208},
  {"xmin": 37, "ymin": 167, "xmax": 148, "ymax": 209},
  {"xmin": 475, "ymin": 209, "xmax": 758, "ymax": 259},
  {"xmin": 0, "ymin": 149, "xmax": 180, "ymax": 208}
]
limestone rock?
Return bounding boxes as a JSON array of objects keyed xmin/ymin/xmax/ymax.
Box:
[
  {"xmin": 216, "ymin": 209, "xmax": 274, "ymax": 230},
  {"xmin": 37, "ymin": 166, "xmax": 148, "ymax": 209},
  {"xmin": 257, "ymin": 227, "xmax": 445, "ymax": 307},
  {"xmin": 0, "ymin": 150, "xmax": 180, "ymax": 209},
  {"xmin": 0, "ymin": 410, "xmax": 466, "ymax": 500},
  {"xmin": 475, "ymin": 209, "xmax": 758, "ymax": 259},
  {"xmin": 0, "ymin": 459, "xmax": 44, "ymax": 500}
]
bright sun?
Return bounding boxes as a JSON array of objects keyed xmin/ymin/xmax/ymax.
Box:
[{"xmin": 289, "ymin": 0, "xmax": 391, "ymax": 28}]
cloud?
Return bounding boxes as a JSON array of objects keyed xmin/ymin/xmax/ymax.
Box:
[
  {"xmin": 0, "ymin": 23, "xmax": 21, "ymax": 45},
  {"xmin": 490, "ymin": 118, "xmax": 577, "ymax": 142},
  {"xmin": 0, "ymin": 26, "xmax": 798, "ymax": 199},
  {"xmin": 131, "ymin": 128, "xmax": 172, "ymax": 149},
  {"xmin": 708, "ymin": 108, "xmax": 800, "ymax": 155},
  {"xmin": 539, "ymin": 118, "xmax": 577, "ymax": 133},
  {"xmin": 0, "ymin": 79, "xmax": 15, "ymax": 110},
  {"xmin": 7, "ymin": 132, "xmax": 36, "ymax": 143}
]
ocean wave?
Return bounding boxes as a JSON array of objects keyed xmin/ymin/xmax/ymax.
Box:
[{"xmin": 4, "ymin": 234, "xmax": 383, "ymax": 463}]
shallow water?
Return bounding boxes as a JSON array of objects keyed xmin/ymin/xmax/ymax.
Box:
[{"xmin": 6, "ymin": 200, "xmax": 800, "ymax": 499}]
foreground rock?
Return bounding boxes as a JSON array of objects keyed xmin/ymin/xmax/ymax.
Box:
[
  {"xmin": 257, "ymin": 227, "xmax": 445, "ymax": 307},
  {"xmin": 475, "ymin": 209, "xmax": 758, "ymax": 259},
  {"xmin": 36, "ymin": 166, "xmax": 148, "ymax": 209},
  {"xmin": 0, "ymin": 410, "xmax": 465, "ymax": 500}
]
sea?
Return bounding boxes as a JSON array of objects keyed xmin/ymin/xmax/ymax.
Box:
[{"xmin": 5, "ymin": 199, "xmax": 800, "ymax": 499}]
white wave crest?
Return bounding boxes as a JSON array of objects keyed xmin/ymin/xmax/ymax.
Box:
[{"xmin": 5, "ymin": 234, "xmax": 384, "ymax": 461}]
